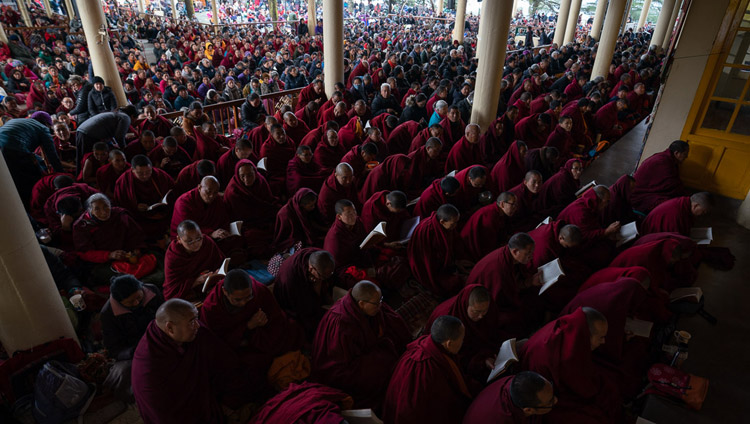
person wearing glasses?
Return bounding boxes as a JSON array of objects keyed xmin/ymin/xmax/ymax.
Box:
[
  {"xmin": 163, "ymin": 220, "xmax": 225, "ymax": 301},
  {"xmin": 311, "ymin": 280, "xmax": 411, "ymax": 409},
  {"xmin": 463, "ymin": 371, "xmax": 557, "ymax": 423}
]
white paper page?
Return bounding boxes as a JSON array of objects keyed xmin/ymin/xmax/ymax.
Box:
[
  {"xmin": 616, "ymin": 222, "xmax": 639, "ymax": 247},
  {"xmin": 230, "ymin": 221, "xmax": 243, "ymax": 236},
  {"xmin": 575, "ymin": 180, "xmax": 596, "ymax": 197},
  {"xmin": 689, "ymin": 227, "xmax": 713, "ymax": 245},
  {"xmin": 257, "ymin": 157, "xmax": 267, "ymax": 171},
  {"xmin": 535, "ymin": 216, "xmax": 551, "ymax": 229},
  {"xmin": 487, "ymin": 338, "xmax": 518, "ymax": 383},
  {"xmin": 538, "ymin": 258, "xmax": 565, "ymax": 294},
  {"xmin": 625, "ymin": 318, "xmax": 653, "ymax": 338}
]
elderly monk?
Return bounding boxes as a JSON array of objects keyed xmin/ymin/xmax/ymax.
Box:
[
  {"xmin": 163, "ymin": 220, "xmax": 225, "ymax": 301},
  {"xmin": 467, "ymin": 233, "xmax": 542, "ymax": 337},
  {"xmin": 273, "ymin": 248, "xmax": 336, "ymax": 338},
  {"xmin": 260, "ymin": 123, "xmax": 296, "ymax": 192},
  {"xmin": 132, "ymin": 299, "xmax": 249, "ymax": 424},
  {"xmin": 313, "ymin": 129, "xmax": 348, "ymax": 174},
  {"xmin": 216, "ymin": 137, "xmax": 256, "ymax": 189},
  {"xmin": 249, "ymin": 382, "xmax": 353, "ymax": 424},
  {"xmin": 445, "ymin": 123, "xmax": 482, "ymax": 173},
  {"xmin": 201, "ymin": 269, "xmax": 304, "ymax": 385},
  {"xmin": 519, "ymin": 307, "xmax": 621, "ymax": 424},
  {"xmin": 282, "ymin": 111, "xmax": 310, "ymax": 146},
  {"xmin": 414, "ymin": 176, "xmax": 460, "ymax": 219},
  {"xmin": 463, "ymin": 371, "xmax": 556, "ymax": 424},
  {"xmin": 461, "ymin": 192, "xmax": 519, "ymax": 261},
  {"xmin": 409, "ymin": 204, "xmax": 469, "ymax": 298},
  {"xmin": 631, "ymin": 140, "xmax": 690, "ymax": 213},
  {"xmin": 383, "ymin": 315, "xmax": 474, "ymax": 424},
  {"xmin": 317, "ymin": 163, "xmax": 358, "ymax": 223},
  {"xmin": 639, "ymin": 192, "xmax": 713, "ymax": 236},
  {"xmin": 286, "ymin": 145, "xmax": 326, "ymax": 196},
  {"xmin": 312, "ymin": 281, "xmax": 411, "ymax": 408},
  {"xmin": 490, "ymin": 140, "xmax": 528, "ymax": 194},
  {"xmin": 425, "ymin": 285, "xmax": 509, "ymax": 383},
  {"xmin": 113, "ymin": 155, "xmax": 174, "ymax": 238}
]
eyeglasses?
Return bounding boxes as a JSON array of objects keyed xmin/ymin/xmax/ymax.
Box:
[
  {"xmin": 183, "ymin": 235, "xmax": 203, "ymax": 245},
  {"xmin": 362, "ymin": 296, "xmax": 384, "ymax": 306}
]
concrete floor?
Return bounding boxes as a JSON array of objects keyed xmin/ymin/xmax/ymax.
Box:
[{"xmin": 583, "ymin": 122, "xmax": 750, "ymax": 422}]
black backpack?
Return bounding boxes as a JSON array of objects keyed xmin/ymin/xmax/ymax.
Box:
[{"xmin": 32, "ymin": 361, "xmax": 95, "ymax": 424}]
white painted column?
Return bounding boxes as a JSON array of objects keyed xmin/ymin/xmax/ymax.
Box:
[
  {"xmin": 553, "ymin": 0, "xmax": 572, "ymax": 47},
  {"xmin": 592, "ymin": 0, "xmax": 628, "ymax": 78},
  {"xmin": 323, "ymin": 0, "xmax": 343, "ymax": 98},
  {"xmin": 661, "ymin": 0, "xmax": 682, "ymax": 50},
  {"xmin": 564, "ymin": 0, "xmax": 583, "ymax": 44},
  {"xmin": 650, "ymin": 0, "xmax": 677, "ymax": 49},
  {"xmin": 591, "ymin": 0, "xmax": 608, "ymax": 40},
  {"xmin": 453, "ymin": 0, "xmax": 466, "ymax": 44},
  {"xmin": 308, "ymin": 0, "xmax": 316, "ymax": 35},
  {"xmin": 638, "ymin": 0, "xmax": 651, "ymax": 30}
]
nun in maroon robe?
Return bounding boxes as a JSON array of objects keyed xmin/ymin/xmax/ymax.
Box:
[
  {"xmin": 534, "ymin": 159, "xmax": 581, "ymax": 217},
  {"xmin": 73, "ymin": 206, "xmax": 146, "ymax": 263},
  {"xmin": 283, "ymin": 117, "xmax": 310, "ymax": 146},
  {"xmin": 132, "ymin": 320, "xmax": 248, "ymax": 424},
  {"xmin": 113, "ymin": 166, "xmax": 174, "ymax": 237},
  {"xmin": 358, "ymin": 154, "xmax": 411, "ymax": 204},
  {"xmin": 387, "ymin": 120, "xmax": 421, "ymax": 155},
  {"xmin": 200, "ymin": 275, "xmax": 305, "ymax": 378},
  {"xmin": 311, "ymin": 290, "xmax": 411, "ymax": 408},
  {"xmin": 489, "ymin": 141, "xmax": 527, "ymax": 194},
  {"xmin": 163, "ymin": 235, "xmax": 225, "ymax": 300},
  {"xmin": 479, "ymin": 117, "xmax": 509, "ymax": 166},
  {"xmin": 424, "ymin": 285, "xmax": 508, "ymax": 382},
  {"xmin": 519, "ymin": 308, "xmax": 621, "ymax": 424},
  {"xmin": 602, "ymin": 175, "xmax": 636, "ymax": 225},
  {"xmin": 382, "ymin": 334, "xmax": 474, "ymax": 424},
  {"xmin": 514, "ymin": 114, "xmax": 551, "ymax": 149},
  {"xmin": 408, "ymin": 212, "xmax": 464, "ymax": 298},
  {"xmin": 260, "ymin": 131, "xmax": 297, "ymax": 192},
  {"xmin": 273, "ymin": 188, "xmax": 326, "ymax": 251},
  {"xmin": 561, "ymin": 279, "xmax": 653, "ymax": 396},
  {"xmin": 317, "ymin": 171, "xmax": 359, "ymax": 223},
  {"xmin": 445, "ymin": 133, "xmax": 482, "ymax": 174},
  {"xmin": 286, "ymin": 154, "xmax": 326, "ymax": 196},
  {"xmin": 313, "ymin": 134, "xmax": 347, "ymax": 173},
  {"xmin": 273, "ymin": 247, "xmax": 334, "ymax": 338},
  {"xmin": 249, "ymin": 382, "xmax": 352, "ymax": 424},
  {"xmin": 466, "ymin": 246, "xmax": 538, "ymax": 338},
  {"xmin": 639, "ymin": 196, "xmax": 693, "ymax": 236}
]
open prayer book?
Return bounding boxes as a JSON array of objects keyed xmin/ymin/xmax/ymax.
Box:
[
  {"xmin": 616, "ymin": 222, "xmax": 639, "ymax": 247},
  {"xmin": 147, "ymin": 189, "xmax": 172, "ymax": 211},
  {"xmin": 202, "ymin": 258, "xmax": 230, "ymax": 293},
  {"xmin": 446, "ymin": 170, "xmax": 456, "ymax": 177},
  {"xmin": 535, "ymin": 216, "xmax": 551, "ymax": 229},
  {"xmin": 229, "ymin": 221, "xmax": 243, "ymax": 236},
  {"xmin": 575, "ymin": 180, "xmax": 596, "ymax": 197},
  {"xmin": 257, "ymin": 157, "xmax": 267, "ymax": 171},
  {"xmin": 406, "ymin": 197, "xmax": 420, "ymax": 208},
  {"xmin": 360, "ymin": 222, "xmax": 387, "ymax": 249},
  {"xmin": 341, "ymin": 409, "xmax": 383, "ymax": 424},
  {"xmin": 537, "ymin": 258, "xmax": 565, "ymax": 295},
  {"xmin": 624, "ymin": 318, "xmax": 653, "ymax": 338},
  {"xmin": 669, "ymin": 287, "xmax": 703, "ymax": 303},
  {"xmin": 690, "ymin": 227, "xmax": 713, "ymax": 245},
  {"xmin": 398, "ymin": 216, "xmax": 420, "ymax": 243},
  {"xmin": 487, "ymin": 338, "xmax": 519, "ymax": 383}
]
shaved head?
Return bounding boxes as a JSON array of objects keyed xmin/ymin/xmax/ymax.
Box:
[
  {"xmin": 156, "ymin": 299, "xmax": 197, "ymax": 329},
  {"xmin": 352, "ymin": 280, "xmax": 381, "ymax": 303}
]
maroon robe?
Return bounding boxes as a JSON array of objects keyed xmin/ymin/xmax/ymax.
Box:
[
  {"xmin": 406, "ymin": 146, "xmax": 444, "ymax": 194},
  {"xmin": 545, "ymin": 125, "xmax": 575, "ymax": 159},
  {"xmin": 224, "ymin": 159, "xmax": 279, "ymax": 224},
  {"xmin": 148, "ymin": 145, "xmax": 192, "ymax": 179},
  {"xmin": 163, "ymin": 235, "xmax": 224, "ymax": 300},
  {"xmin": 216, "ymin": 149, "xmax": 257, "ymax": 189},
  {"xmin": 138, "ymin": 115, "xmax": 174, "ymax": 138},
  {"xmin": 294, "ymin": 106, "xmax": 318, "ymax": 130},
  {"xmin": 489, "ymin": 141, "xmax": 527, "ymax": 194},
  {"xmin": 382, "ymin": 335, "xmax": 473, "ymax": 424},
  {"xmin": 479, "ymin": 117, "xmax": 509, "ymax": 165},
  {"xmin": 452, "ymin": 165, "xmax": 488, "ymax": 216},
  {"xmin": 360, "ymin": 190, "xmax": 411, "ymax": 238},
  {"xmin": 466, "ymin": 246, "xmax": 537, "ymax": 337},
  {"xmin": 124, "ymin": 140, "xmax": 158, "ymax": 161},
  {"xmin": 317, "ymin": 173, "xmax": 359, "ymax": 223},
  {"xmin": 299, "ymin": 125, "xmax": 326, "ymax": 149},
  {"xmin": 113, "ymin": 167, "xmax": 174, "ymax": 235},
  {"xmin": 43, "ymin": 183, "xmax": 99, "ymax": 237},
  {"xmin": 249, "ymin": 382, "xmax": 351, "ymax": 424},
  {"xmin": 193, "ymin": 130, "xmax": 225, "ymax": 162},
  {"xmin": 286, "ymin": 156, "xmax": 326, "ymax": 196},
  {"xmin": 408, "ymin": 212, "xmax": 463, "ymax": 298},
  {"xmin": 440, "ymin": 116, "xmax": 466, "ymax": 148},
  {"xmin": 639, "ymin": 196, "xmax": 692, "ymax": 236},
  {"xmin": 337, "ymin": 116, "xmax": 364, "ymax": 149},
  {"xmin": 425, "ymin": 285, "xmax": 508, "ymax": 381},
  {"xmin": 248, "ymin": 124, "xmax": 270, "ymax": 153},
  {"xmin": 508, "ymin": 181, "xmax": 540, "ymax": 231},
  {"xmin": 170, "ymin": 186, "xmax": 231, "ymax": 237},
  {"xmin": 556, "ymin": 189, "xmax": 616, "ymax": 267},
  {"xmin": 72, "ymin": 207, "xmax": 145, "ymax": 263},
  {"xmin": 200, "ymin": 277, "xmax": 304, "ymax": 371},
  {"xmin": 319, "ymin": 106, "xmax": 349, "ymax": 128},
  {"xmin": 313, "ymin": 140, "xmax": 347, "ymax": 173},
  {"xmin": 323, "ymin": 217, "xmax": 371, "ymax": 280},
  {"xmin": 460, "ymin": 202, "xmax": 513, "ymax": 261},
  {"xmin": 579, "ymin": 266, "xmax": 651, "ymax": 294},
  {"xmin": 358, "ymin": 154, "xmax": 411, "ymax": 204},
  {"xmin": 534, "ymin": 159, "xmax": 581, "ymax": 217},
  {"xmin": 77, "ymin": 152, "xmax": 106, "ymax": 183},
  {"xmin": 173, "ymin": 161, "xmax": 214, "ymax": 197},
  {"xmin": 602, "ymin": 175, "xmax": 636, "ymax": 225},
  {"xmin": 514, "ymin": 114, "xmax": 551, "ymax": 149},
  {"xmin": 408, "ymin": 126, "xmax": 443, "ymax": 153},
  {"xmin": 563, "ymin": 80, "xmax": 583, "ymax": 101},
  {"xmin": 631, "ymin": 148, "xmax": 687, "ymax": 213},
  {"xmin": 463, "ymin": 376, "xmax": 540, "ymax": 424},
  {"xmin": 272, "ymin": 247, "xmax": 332, "ymax": 337},
  {"xmin": 609, "ymin": 237, "xmax": 686, "ymax": 292},
  {"xmin": 296, "ymin": 83, "xmax": 327, "ymax": 112},
  {"xmin": 445, "ymin": 136, "xmax": 482, "ymax": 173},
  {"xmin": 273, "ymin": 188, "xmax": 324, "ymax": 251},
  {"xmin": 387, "ymin": 121, "xmax": 420, "ymax": 155},
  {"xmin": 132, "ymin": 322, "xmax": 246, "ymax": 424},
  {"xmin": 259, "ymin": 135, "xmax": 296, "ymax": 192},
  {"xmin": 594, "ymin": 101, "xmax": 622, "ymax": 142},
  {"xmin": 561, "ymin": 102, "xmax": 591, "ymax": 145},
  {"xmin": 340, "ymin": 145, "xmax": 368, "ymax": 186},
  {"xmin": 519, "ymin": 308, "xmax": 621, "ymax": 424},
  {"xmin": 312, "ymin": 292, "xmax": 411, "ymax": 408},
  {"xmin": 30, "ymin": 173, "xmax": 70, "ymax": 224},
  {"xmin": 413, "ymin": 178, "xmax": 451, "ymax": 219}
]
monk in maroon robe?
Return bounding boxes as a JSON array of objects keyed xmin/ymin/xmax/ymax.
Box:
[
  {"xmin": 286, "ymin": 146, "xmax": 327, "ymax": 196},
  {"xmin": 508, "ymin": 171, "xmax": 543, "ymax": 231},
  {"xmin": 383, "ymin": 315, "xmax": 474, "ymax": 424},
  {"xmin": 273, "ymin": 188, "xmax": 327, "ymax": 251},
  {"xmin": 147, "ymin": 137, "xmax": 192, "ymax": 179},
  {"xmin": 564, "ymin": 77, "xmax": 585, "ymax": 101},
  {"xmin": 163, "ymin": 220, "xmax": 225, "ymax": 300},
  {"xmin": 300, "ymin": 121, "xmax": 336, "ymax": 150},
  {"xmin": 408, "ymin": 123, "xmax": 445, "ymax": 153},
  {"xmin": 124, "ymin": 131, "xmax": 158, "ymax": 161},
  {"xmin": 249, "ymin": 382, "xmax": 352, "ymax": 424},
  {"xmin": 317, "ymin": 163, "xmax": 358, "ymax": 222},
  {"xmin": 318, "ymin": 101, "xmax": 349, "ymax": 128},
  {"xmin": 489, "ymin": 140, "xmax": 528, "ymax": 194},
  {"xmin": 579, "ymin": 266, "xmax": 651, "ymax": 293},
  {"xmin": 273, "ymin": 248, "xmax": 335, "ymax": 338},
  {"xmin": 173, "ymin": 159, "xmax": 215, "ymax": 197},
  {"xmin": 313, "ymin": 129, "xmax": 348, "ymax": 173},
  {"xmin": 282, "ymin": 112, "xmax": 310, "ymax": 146},
  {"xmin": 312, "ymin": 281, "xmax": 411, "ymax": 408},
  {"xmin": 96, "ymin": 151, "xmax": 130, "ymax": 199},
  {"xmin": 594, "ymin": 98, "xmax": 627, "ymax": 142},
  {"xmin": 216, "ymin": 138, "xmax": 255, "ymax": 189},
  {"xmin": 139, "ymin": 107, "xmax": 174, "ymax": 138},
  {"xmin": 440, "ymin": 107, "xmax": 467, "ymax": 147},
  {"xmin": 295, "ymin": 80, "xmax": 327, "ymax": 112},
  {"xmin": 248, "ymin": 117, "xmax": 275, "ymax": 153},
  {"xmin": 463, "ymin": 372, "xmax": 556, "ymax": 424},
  {"xmin": 640, "ymin": 193, "xmax": 711, "ymax": 236},
  {"xmin": 260, "ymin": 124, "xmax": 297, "ymax": 192},
  {"xmin": 358, "ymin": 153, "xmax": 411, "ymax": 204},
  {"xmin": 337, "ymin": 116, "xmax": 365, "ymax": 149},
  {"xmin": 479, "ymin": 116, "xmax": 509, "ymax": 166},
  {"xmin": 561, "ymin": 99, "xmax": 593, "ymax": 146},
  {"xmin": 404, "ymin": 139, "xmax": 445, "ymax": 194},
  {"xmin": 294, "ymin": 101, "xmax": 320, "ymax": 130},
  {"xmin": 631, "ymin": 141, "xmax": 690, "ymax": 213},
  {"xmin": 603, "ymin": 175, "xmax": 636, "ymax": 225},
  {"xmin": 132, "ymin": 299, "xmax": 249, "ymax": 424},
  {"xmin": 414, "ymin": 176, "xmax": 461, "ymax": 219},
  {"xmin": 534, "ymin": 159, "xmax": 582, "ymax": 217},
  {"xmin": 519, "ymin": 307, "xmax": 621, "ymax": 424},
  {"xmin": 43, "ymin": 179, "xmax": 98, "ymax": 232},
  {"xmin": 445, "ymin": 124, "xmax": 482, "ymax": 173},
  {"xmin": 515, "ymin": 113, "xmax": 553, "ymax": 149},
  {"xmin": 387, "ymin": 120, "xmax": 421, "ymax": 155},
  {"xmin": 30, "ymin": 172, "xmax": 71, "ymax": 225},
  {"xmin": 460, "ymin": 192, "xmax": 518, "ymax": 261},
  {"xmin": 201, "ymin": 270, "xmax": 304, "ymax": 384},
  {"xmin": 77, "ymin": 145, "xmax": 108, "ymax": 186},
  {"xmin": 545, "ymin": 116, "xmax": 576, "ymax": 160},
  {"xmin": 408, "ymin": 205, "xmax": 467, "ymax": 298},
  {"xmin": 466, "ymin": 233, "xmax": 542, "ymax": 337},
  {"xmin": 225, "ymin": 159, "xmax": 279, "ymax": 225},
  {"xmin": 425, "ymin": 285, "xmax": 510, "ymax": 383},
  {"xmin": 113, "ymin": 155, "xmax": 174, "ymax": 238},
  {"xmin": 341, "ymin": 143, "xmax": 378, "ymax": 187}
]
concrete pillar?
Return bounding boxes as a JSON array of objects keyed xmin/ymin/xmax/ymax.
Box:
[
  {"xmin": 590, "ymin": 0, "xmax": 607, "ymax": 40},
  {"xmin": 453, "ymin": 0, "xmax": 466, "ymax": 44},
  {"xmin": 511, "ymin": 0, "xmax": 518, "ymax": 16},
  {"xmin": 0, "ymin": 23, "xmax": 7, "ymax": 44},
  {"xmin": 564, "ymin": 0, "xmax": 583, "ymax": 44},
  {"xmin": 0, "ymin": 153, "xmax": 78, "ymax": 355},
  {"xmin": 437, "ymin": 0, "xmax": 444, "ymax": 15},
  {"xmin": 42, "ymin": 0, "xmax": 52, "ymax": 18},
  {"xmin": 638, "ymin": 0, "xmax": 651, "ymax": 30},
  {"xmin": 269, "ymin": 0, "xmax": 278, "ymax": 30},
  {"xmin": 650, "ymin": 0, "xmax": 676, "ymax": 49},
  {"xmin": 17, "ymin": 0, "xmax": 32, "ymax": 27},
  {"xmin": 738, "ymin": 189, "xmax": 750, "ymax": 229},
  {"xmin": 619, "ymin": 0, "xmax": 633, "ymax": 35},
  {"xmin": 323, "ymin": 0, "xmax": 343, "ymax": 98},
  {"xmin": 308, "ymin": 0, "xmax": 316, "ymax": 35},
  {"xmin": 470, "ymin": 0, "xmax": 513, "ymax": 132},
  {"xmin": 171, "ymin": 0, "xmax": 178, "ymax": 20},
  {"xmin": 553, "ymin": 0, "xmax": 571, "ymax": 47},
  {"xmin": 212, "ymin": 0, "xmax": 219, "ymax": 25},
  {"xmin": 591, "ymin": 0, "xmax": 627, "ymax": 78},
  {"xmin": 661, "ymin": 0, "xmax": 681, "ymax": 50},
  {"xmin": 65, "ymin": 0, "xmax": 76, "ymax": 20},
  {"xmin": 136, "ymin": 0, "xmax": 144, "ymax": 13},
  {"xmin": 185, "ymin": 0, "xmax": 195, "ymax": 19},
  {"xmin": 78, "ymin": 0, "xmax": 128, "ymax": 106}
]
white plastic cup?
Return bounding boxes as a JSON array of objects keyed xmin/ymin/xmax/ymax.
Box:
[{"xmin": 70, "ymin": 294, "xmax": 86, "ymax": 311}]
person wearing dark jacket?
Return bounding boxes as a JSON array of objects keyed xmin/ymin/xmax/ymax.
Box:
[
  {"xmin": 241, "ymin": 93, "xmax": 266, "ymax": 129},
  {"xmin": 75, "ymin": 106, "xmax": 138, "ymax": 173},
  {"xmin": 371, "ymin": 83, "xmax": 402, "ymax": 117},
  {"xmin": 69, "ymin": 76, "xmax": 94, "ymax": 123},
  {"xmin": 87, "ymin": 76, "xmax": 117, "ymax": 116},
  {"xmin": 101, "ymin": 275, "xmax": 164, "ymax": 401}
]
